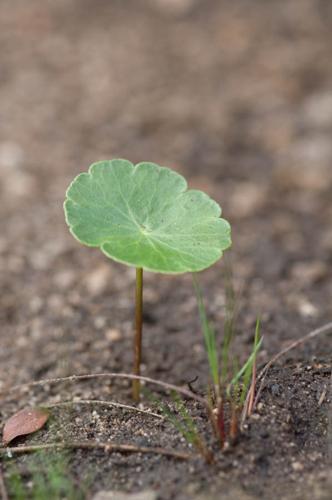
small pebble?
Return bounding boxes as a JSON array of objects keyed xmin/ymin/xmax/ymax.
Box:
[
  {"xmin": 292, "ymin": 461, "xmax": 304, "ymax": 472},
  {"xmin": 105, "ymin": 328, "xmax": 121, "ymax": 342}
]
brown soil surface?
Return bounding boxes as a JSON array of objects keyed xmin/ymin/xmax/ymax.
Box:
[{"xmin": 0, "ymin": 1, "xmax": 331, "ymax": 499}]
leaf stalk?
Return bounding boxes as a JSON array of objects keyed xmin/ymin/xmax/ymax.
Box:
[{"xmin": 133, "ymin": 267, "xmax": 143, "ymax": 400}]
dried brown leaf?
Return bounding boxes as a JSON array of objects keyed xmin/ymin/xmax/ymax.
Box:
[{"xmin": 2, "ymin": 407, "xmax": 49, "ymax": 445}]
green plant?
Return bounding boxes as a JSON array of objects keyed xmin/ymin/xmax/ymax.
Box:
[
  {"xmin": 144, "ymin": 388, "xmax": 214, "ymax": 463},
  {"xmin": 5, "ymin": 452, "xmax": 87, "ymax": 500},
  {"xmin": 194, "ymin": 275, "xmax": 262, "ymax": 446},
  {"xmin": 64, "ymin": 159, "xmax": 231, "ymax": 400}
]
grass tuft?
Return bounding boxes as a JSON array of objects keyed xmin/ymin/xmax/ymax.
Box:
[
  {"xmin": 193, "ymin": 267, "xmax": 262, "ymax": 446},
  {"xmin": 5, "ymin": 452, "xmax": 88, "ymax": 500}
]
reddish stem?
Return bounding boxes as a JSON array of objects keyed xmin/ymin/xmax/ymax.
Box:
[
  {"xmin": 230, "ymin": 404, "xmax": 238, "ymax": 443},
  {"xmin": 217, "ymin": 399, "xmax": 226, "ymax": 449}
]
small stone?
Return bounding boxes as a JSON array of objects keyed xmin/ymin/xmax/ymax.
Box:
[
  {"xmin": 292, "ymin": 461, "xmax": 304, "ymax": 472},
  {"xmin": 0, "ymin": 141, "xmax": 24, "ymax": 168},
  {"xmin": 303, "ymin": 91, "xmax": 332, "ymax": 128},
  {"xmin": 54, "ymin": 270, "xmax": 76, "ymax": 290},
  {"xmin": 29, "ymin": 296, "xmax": 43, "ymax": 313},
  {"xmin": 105, "ymin": 328, "xmax": 121, "ymax": 342},
  {"xmin": 93, "ymin": 490, "xmax": 157, "ymax": 500},
  {"xmin": 151, "ymin": 0, "xmax": 195, "ymax": 15},
  {"xmin": 47, "ymin": 294, "xmax": 65, "ymax": 312},
  {"xmin": 291, "ymin": 261, "xmax": 327, "ymax": 285},
  {"xmin": 4, "ymin": 171, "xmax": 36, "ymax": 198},
  {"xmin": 16, "ymin": 336, "xmax": 29, "ymax": 348},
  {"xmin": 229, "ymin": 182, "xmax": 267, "ymax": 218},
  {"xmin": 270, "ymin": 384, "xmax": 282, "ymax": 397},
  {"xmin": 84, "ymin": 264, "xmax": 111, "ymax": 295},
  {"xmin": 291, "ymin": 137, "xmax": 332, "ymax": 168},
  {"xmin": 8, "ymin": 256, "xmax": 25, "ymax": 273},
  {"xmin": 275, "ymin": 164, "xmax": 331, "ymax": 191},
  {"xmin": 287, "ymin": 293, "xmax": 319, "ymax": 317},
  {"xmin": 29, "ymin": 318, "xmax": 43, "ymax": 340},
  {"xmin": 321, "ymin": 228, "xmax": 332, "ymax": 253},
  {"xmin": 298, "ymin": 299, "xmax": 319, "ymax": 318},
  {"xmin": 94, "ymin": 316, "xmax": 107, "ymax": 329},
  {"xmin": 308, "ymin": 451, "xmax": 322, "ymax": 462}
]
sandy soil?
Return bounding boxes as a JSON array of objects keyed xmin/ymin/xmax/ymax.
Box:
[{"xmin": 0, "ymin": 1, "xmax": 331, "ymax": 498}]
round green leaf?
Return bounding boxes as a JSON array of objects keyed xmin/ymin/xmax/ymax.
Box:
[{"xmin": 64, "ymin": 159, "xmax": 231, "ymax": 274}]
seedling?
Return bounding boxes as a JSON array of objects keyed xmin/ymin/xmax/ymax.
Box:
[
  {"xmin": 145, "ymin": 389, "xmax": 213, "ymax": 463},
  {"xmin": 5, "ymin": 452, "xmax": 87, "ymax": 500},
  {"xmin": 194, "ymin": 273, "xmax": 262, "ymax": 446},
  {"xmin": 64, "ymin": 159, "xmax": 231, "ymax": 400}
]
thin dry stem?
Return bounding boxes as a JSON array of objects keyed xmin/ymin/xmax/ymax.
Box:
[
  {"xmin": 0, "ymin": 441, "xmax": 192, "ymax": 460},
  {"xmin": 2, "ymin": 372, "xmax": 208, "ymax": 408},
  {"xmin": 318, "ymin": 387, "xmax": 327, "ymax": 407},
  {"xmin": 2, "ymin": 373, "xmax": 217, "ymax": 452},
  {"xmin": 45, "ymin": 399, "xmax": 163, "ymax": 419},
  {"xmin": 247, "ymin": 355, "xmax": 257, "ymax": 417},
  {"xmin": 254, "ymin": 321, "xmax": 332, "ymax": 407},
  {"xmin": 241, "ymin": 321, "xmax": 332, "ymax": 426}
]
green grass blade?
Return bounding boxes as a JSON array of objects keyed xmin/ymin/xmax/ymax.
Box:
[
  {"xmin": 227, "ymin": 334, "xmax": 263, "ymax": 398},
  {"xmin": 228, "ymin": 356, "xmax": 240, "ymax": 402},
  {"xmin": 221, "ymin": 263, "xmax": 237, "ymax": 382},
  {"xmin": 240, "ymin": 356, "xmax": 254, "ymax": 405},
  {"xmin": 192, "ymin": 274, "xmax": 219, "ymax": 388},
  {"xmin": 171, "ymin": 391, "xmax": 198, "ymax": 438},
  {"xmin": 239, "ymin": 318, "xmax": 261, "ymax": 404},
  {"xmin": 6, "ymin": 469, "xmax": 26, "ymax": 500},
  {"xmin": 144, "ymin": 389, "xmax": 197, "ymax": 446}
]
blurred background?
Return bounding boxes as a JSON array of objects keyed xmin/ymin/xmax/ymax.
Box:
[{"xmin": 0, "ymin": 0, "xmax": 331, "ymax": 386}]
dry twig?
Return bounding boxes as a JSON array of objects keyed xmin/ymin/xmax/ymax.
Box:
[
  {"xmin": 2, "ymin": 373, "xmax": 208, "ymax": 408},
  {"xmin": 241, "ymin": 321, "xmax": 332, "ymax": 425},
  {"xmin": 318, "ymin": 387, "xmax": 328, "ymax": 407},
  {"xmin": 247, "ymin": 350, "xmax": 258, "ymax": 417},
  {"xmin": 0, "ymin": 441, "xmax": 192, "ymax": 460},
  {"xmin": 44, "ymin": 399, "xmax": 163, "ymax": 419},
  {"xmin": 1, "ymin": 373, "xmax": 217, "ymax": 444}
]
